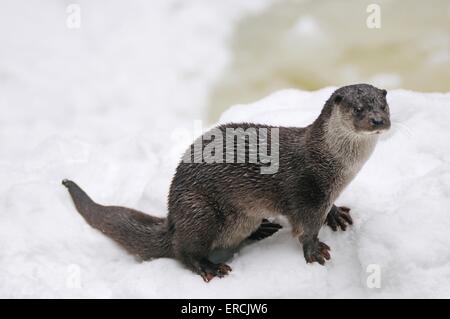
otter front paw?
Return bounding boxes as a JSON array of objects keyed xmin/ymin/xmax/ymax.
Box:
[
  {"xmin": 303, "ymin": 240, "xmax": 331, "ymax": 265},
  {"xmin": 325, "ymin": 206, "xmax": 353, "ymax": 231}
]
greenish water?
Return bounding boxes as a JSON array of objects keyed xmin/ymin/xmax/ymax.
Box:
[{"xmin": 207, "ymin": 0, "xmax": 450, "ymax": 122}]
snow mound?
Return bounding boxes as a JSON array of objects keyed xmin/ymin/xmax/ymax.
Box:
[
  {"xmin": 220, "ymin": 87, "xmax": 450, "ymax": 298},
  {"xmin": 2, "ymin": 87, "xmax": 450, "ymax": 298}
]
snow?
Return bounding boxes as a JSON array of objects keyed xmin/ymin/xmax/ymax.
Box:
[{"xmin": 1, "ymin": 1, "xmax": 450, "ymax": 298}]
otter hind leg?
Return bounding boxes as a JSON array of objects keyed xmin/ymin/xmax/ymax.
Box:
[
  {"xmin": 171, "ymin": 199, "xmax": 233, "ymax": 282},
  {"xmin": 325, "ymin": 205, "xmax": 353, "ymax": 231},
  {"xmin": 247, "ymin": 219, "xmax": 282, "ymax": 241}
]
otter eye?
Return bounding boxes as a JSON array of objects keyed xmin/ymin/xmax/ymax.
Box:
[{"xmin": 353, "ymin": 107, "xmax": 363, "ymax": 115}]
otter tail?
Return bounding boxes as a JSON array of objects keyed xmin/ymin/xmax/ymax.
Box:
[{"xmin": 62, "ymin": 179, "xmax": 173, "ymax": 260}]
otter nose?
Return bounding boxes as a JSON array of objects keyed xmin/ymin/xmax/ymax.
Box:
[{"xmin": 370, "ymin": 118, "xmax": 384, "ymax": 126}]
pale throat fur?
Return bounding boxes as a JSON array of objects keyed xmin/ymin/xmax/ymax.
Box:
[{"xmin": 323, "ymin": 106, "xmax": 378, "ymax": 202}]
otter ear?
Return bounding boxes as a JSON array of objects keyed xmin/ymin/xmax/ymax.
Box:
[
  {"xmin": 334, "ymin": 94, "xmax": 343, "ymax": 105},
  {"xmin": 381, "ymin": 89, "xmax": 387, "ymax": 97}
]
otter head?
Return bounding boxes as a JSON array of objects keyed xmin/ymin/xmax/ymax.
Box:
[{"xmin": 331, "ymin": 84, "xmax": 391, "ymax": 135}]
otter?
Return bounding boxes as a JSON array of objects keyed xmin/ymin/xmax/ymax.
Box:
[{"xmin": 63, "ymin": 84, "xmax": 390, "ymax": 282}]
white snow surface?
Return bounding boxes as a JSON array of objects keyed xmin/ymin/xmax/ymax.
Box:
[{"xmin": 2, "ymin": 85, "xmax": 450, "ymax": 298}]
